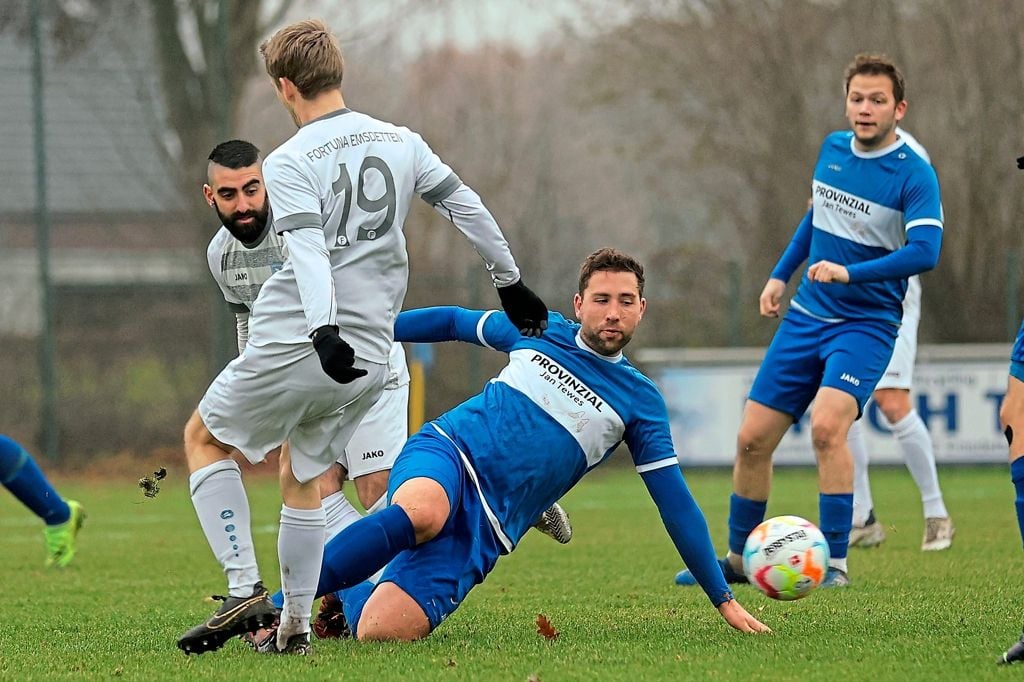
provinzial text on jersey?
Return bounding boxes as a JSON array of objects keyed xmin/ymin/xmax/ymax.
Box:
[
  {"xmin": 306, "ymin": 131, "xmax": 403, "ymax": 161},
  {"xmin": 531, "ymin": 354, "xmax": 604, "ymax": 411},
  {"xmin": 814, "ymin": 184, "xmax": 872, "ymax": 215}
]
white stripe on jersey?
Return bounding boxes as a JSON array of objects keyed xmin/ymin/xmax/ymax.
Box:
[
  {"xmin": 430, "ymin": 423, "xmax": 514, "ymax": 553},
  {"xmin": 493, "ymin": 349, "xmax": 626, "ymax": 468},
  {"xmin": 812, "ymin": 180, "xmax": 907, "ymax": 250},
  {"xmin": 635, "ymin": 457, "xmax": 678, "ymax": 474},
  {"xmin": 476, "ymin": 310, "xmax": 498, "ymax": 350}
]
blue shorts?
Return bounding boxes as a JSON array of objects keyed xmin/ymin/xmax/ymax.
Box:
[
  {"xmin": 378, "ymin": 426, "xmax": 502, "ymax": 631},
  {"xmin": 749, "ymin": 310, "xmax": 898, "ymax": 420}
]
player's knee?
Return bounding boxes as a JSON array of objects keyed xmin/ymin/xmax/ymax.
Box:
[
  {"xmin": 874, "ymin": 391, "xmax": 910, "ymax": 423},
  {"xmin": 735, "ymin": 426, "xmax": 774, "ymax": 460},
  {"xmin": 398, "ymin": 501, "xmax": 447, "ymax": 543},
  {"xmin": 809, "ymin": 414, "xmax": 846, "ymax": 453}
]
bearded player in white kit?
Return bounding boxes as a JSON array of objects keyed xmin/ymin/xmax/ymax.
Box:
[{"xmin": 177, "ymin": 19, "xmax": 549, "ymax": 656}]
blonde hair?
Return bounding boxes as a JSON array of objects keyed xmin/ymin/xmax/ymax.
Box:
[{"xmin": 259, "ymin": 19, "xmax": 343, "ymax": 98}]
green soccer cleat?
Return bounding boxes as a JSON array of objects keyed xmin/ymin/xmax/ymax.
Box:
[{"xmin": 43, "ymin": 500, "xmax": 85, "ymax": 568}]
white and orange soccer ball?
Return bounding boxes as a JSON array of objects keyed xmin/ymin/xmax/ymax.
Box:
[{"xmin": 742, "ymin": 515, "xmax": 829, "ymax": 601}]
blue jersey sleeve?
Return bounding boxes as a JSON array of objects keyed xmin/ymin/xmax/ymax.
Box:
[
  {"xmin": 395, "ymin": 306, "xmax": 523, "ymax": 351},
  {"xmin": 845, "ymin": 225, "xmax": 942, "ymax": 282},
  {"xmin": 641, "ymin": 465, "xmax": 734, "ymax": 607},
  {"xmin": 623, "ymin": 380, "xmax": 680, "ymax": 471},
  {"xmin": 770, "ymin": 210, "xmax": 813, "ymax": 282}
]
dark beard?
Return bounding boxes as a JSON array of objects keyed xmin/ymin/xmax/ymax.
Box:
[{"xmin": 216, "ymin": 198, "xmax": 270, "ymax": 245}]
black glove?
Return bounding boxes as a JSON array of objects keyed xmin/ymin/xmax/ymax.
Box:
[
  {"xmin": 496, "ymin": 279, "xmax": 548, "ymax": 338},
  {"xmin": 311, "ymin": 325, "xmax": 368, "ymax": 384},
  {"xmin": 1017, "ymin": 155, "xmax": 1024, "ymax": 170}
]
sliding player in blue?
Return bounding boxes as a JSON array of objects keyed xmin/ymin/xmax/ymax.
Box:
[
  {"xmin": 998, "ymin": 153, "xmax": 1024, "ymax": 665},
  {"xmin": 674, "ymin": 53, "xmax": 942, "ymax": 589},
  {"xmin": 0, "ymin": 435, "xmax": 84, "ymax": 567},
  {"xmin": 251, "ymin": 248, "xmax": 768, "ymax": 647}
]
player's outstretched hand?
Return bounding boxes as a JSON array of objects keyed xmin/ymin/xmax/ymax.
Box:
[
  {"xmin": 497, "ymin": 279, "xmax": 548, "ymax": 337},
  {"xmin": 717, "ymin": 599, "xmax": 771, "ymax": 634},
  {"xmin": 311, "ymin": 325, "xmax": 369, "ymax": 384},
  {"xmin": 758, "ymin": 278, "xmax": 787, "ymax": 318},
  {"xmin": 807, "ymin": 260, "xmax": 850, "ymax": 284}
]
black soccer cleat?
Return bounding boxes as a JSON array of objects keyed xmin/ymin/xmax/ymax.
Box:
[
  {"xmin": 177, "ymin": 582, "xmax": 279, "ymax": 655},
  {"xmin": 255, "ymin": 628, "xmax": 312, "ymax": 655},
  {"xmin": 998, "ymin": 631, "xmax": 1024, "ymax": 665},
  {"xmin": 312, "ymin": 591, "xmax": 352, "ymax": 640}
]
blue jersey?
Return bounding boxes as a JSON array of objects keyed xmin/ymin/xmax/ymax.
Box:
[
  {"xmin": 790, "ymin": 131, "xmax": 943, "ymax": 323},
  {"xmin": 395, "ymin": 307, "xmax": 733, "ymax": 605}
]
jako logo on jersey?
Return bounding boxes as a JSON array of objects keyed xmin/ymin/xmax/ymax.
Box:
[
  {"xmin": 234, "ymin": 272, "xmax": 247, "ymax": 281},
  {"xmin": 530, "ymin": 354, "xmax": 604, "ymax": 411},
  {"xmin": 840, "ymin": 373, "xmax": 861, "ymax": 386},
  {"xmin": 361, "ymin": 450, "xmax": 384, "ymax": 460},
  {"xmin": 828, "ymin": 163, "xmax": 842, "ymax": 172},
  {"xmin": 814, "ymin": 185, "xmax": 871, "ymax": 215}
]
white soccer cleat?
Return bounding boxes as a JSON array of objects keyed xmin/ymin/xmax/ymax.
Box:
[
  {"xmin": 533, "ymin": 503, "xmax": 573, "ymax": 544},
  {"xmin": 848, "ymin": 520, "xmax": 886, "ymax": 548},
  {"xmin": 921, "ymin": 516, "xmax": 954, "ymax": 551}
]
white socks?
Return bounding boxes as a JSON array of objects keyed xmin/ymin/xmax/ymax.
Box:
[
  {"xmin": 891, "ymin": 410, "xmax": 948, "ymax": 519},
  {"xmin": 848, "ymin": 419, "xmax": 873, "ymax": 526},
  {"xmin": 829, "ymin": 557, "xmax": 848, "ymax": 572},
  {"xmin": 849, "ymin": 410, "xmax": 948, "ymax": 522},
  {"xmin": 189, "ymin": 459, "xmax": 260, "ymax": 597},
  {"xmin": 277, "ymin": 505, "xmax": 326, "ymax": 647},
  {"xmin": 322, "ymin": 491, "xmax": 363, "ymax": 543}
]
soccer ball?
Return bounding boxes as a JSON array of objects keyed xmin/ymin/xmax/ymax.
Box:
[{"xmin": 742, "ymin": 515, "xmax": 829, "ymax": 601}]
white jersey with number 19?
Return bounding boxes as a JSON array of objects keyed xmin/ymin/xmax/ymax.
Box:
[{"xmin": 252, "ymin": 108, "xmax": 522, "ymax": 364}]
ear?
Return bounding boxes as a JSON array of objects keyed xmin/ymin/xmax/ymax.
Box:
[
  {"xmin": 202, "ymin": 183, "xmax": 215, "ymax": 207},
  {"xmin": 637, "ymin": 297, "xmax": 647, "ymax": 320},
  {"xmin": 573, "ymin": 292, "xmax": 583, "ymax": 319},
  {"xmin": 278, "ymin": 76, "xmax": 297, "ymax": 100},
  {"xmin": 894, "ymin": 100, "xmax": 907, "ymax": 122}
]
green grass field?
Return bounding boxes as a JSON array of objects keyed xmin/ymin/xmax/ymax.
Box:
[{"xmin": 1, "ymin": 464, "xmax": 1021, "ymax": 680}]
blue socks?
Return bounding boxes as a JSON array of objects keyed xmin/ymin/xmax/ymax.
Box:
[
  {"xmin": 1011, "ymin": 457, "xmax": 1024, "ymax": 548},
  {"xmin": 340, "ymin": 581, "xmax": 375, "ymax": 638},
  {"xmin": 271, "ymin": 504, "xmax": 417, "ymax": 608},
  {"xmin": 728, "ymin": 493, "xmax": 767, "ymax": 555},
  {"xmin": 819, "ymin": 492, "xmax": 854, "ymax": 560},
  {"xmin": 0, "ymin": 435, "xmax": 70, "ymax": 526}
]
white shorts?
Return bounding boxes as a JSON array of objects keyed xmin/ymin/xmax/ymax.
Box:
[
  {"xmin": 339, "ymin": 381, "xmax": 409, "ymax": 479},
  {"xmin": 875, "ymin": 311, "xmax": 918, "ymax": 391},
  {"xmin": 199, "ymin": 342, "xmax": 386, "ymax": 484}
]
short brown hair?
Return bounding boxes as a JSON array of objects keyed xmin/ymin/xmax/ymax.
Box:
[
  {"xmin": 844, "ymin": 53, "xmax": 905, "ymax": 102},
  {"xmin": 259, "ymin": 19, "xmax": 343, "ymax": 99},
  {"xmin": 578, "ymin": 248, "xmax": 646, "ymax": 297}
]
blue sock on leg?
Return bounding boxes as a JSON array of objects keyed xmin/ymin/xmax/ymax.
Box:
[
  {"xmin": 271, "ymin": 504, "xmax": 417, "ymax": 607},
  {"xmin": 0, "ymin": 435, "xmax": 70, "ymax": 526},
  {"xmin": 819, "ymin": 492, "xmax": 854, "ymax": 561},
  {"xmin": 340, "ymin": 581, "xmax": 375, "ymax": 639},
  {"xmin": 1011, "ymin": 458, "xmax": 1024, "ymax": 548},
  {"xmin": 728, "ymin": 493, "xmax": 768, "ymax": 555}
]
